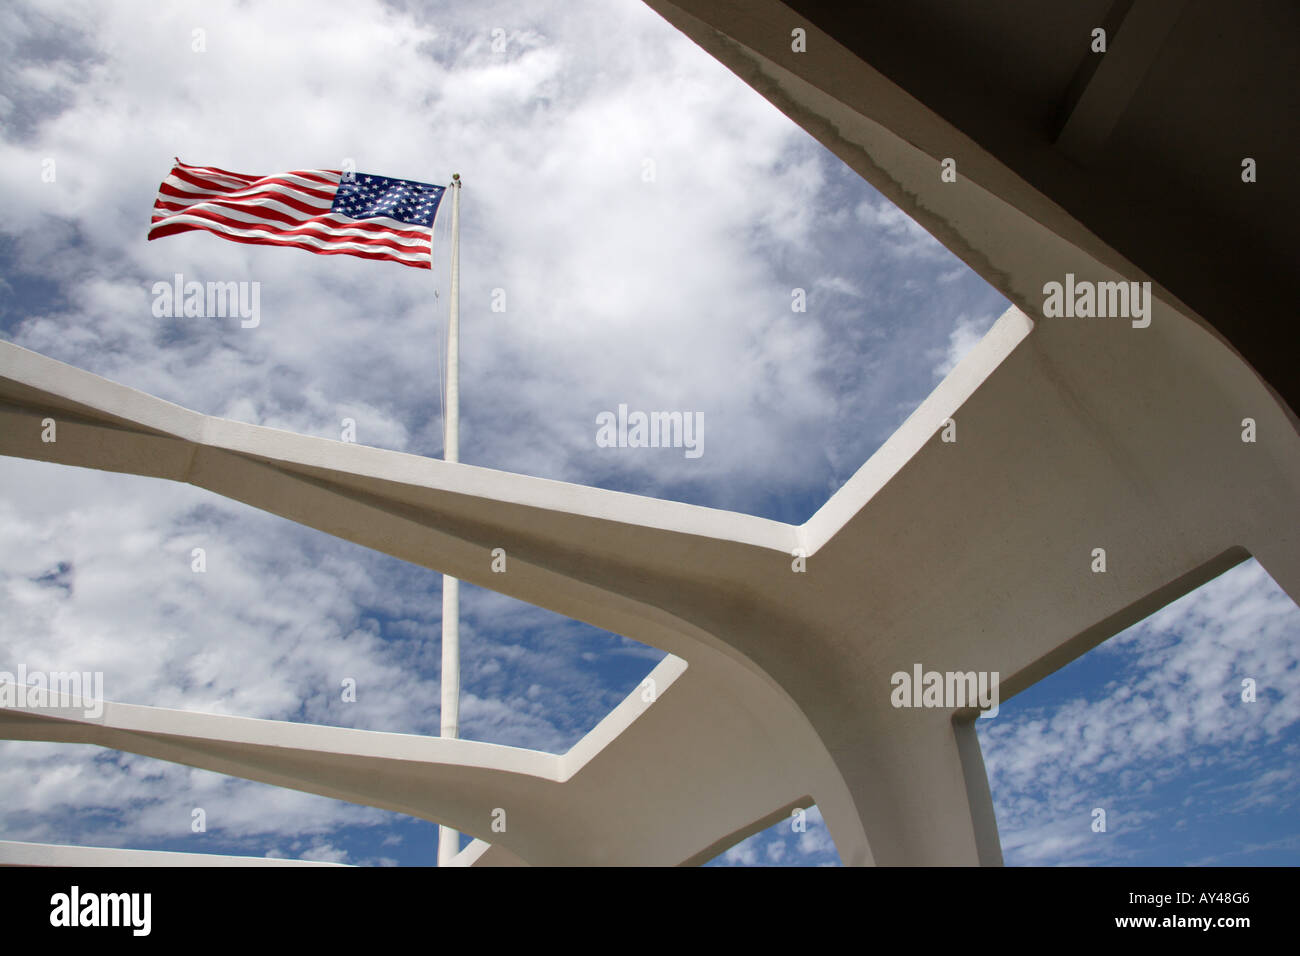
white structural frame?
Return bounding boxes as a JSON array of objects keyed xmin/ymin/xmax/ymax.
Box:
[{"xmin": 1, "ymin": 2, "xmax": 1297, "ymax": 867}]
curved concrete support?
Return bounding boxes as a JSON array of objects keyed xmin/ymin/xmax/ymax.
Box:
[
  {"xmin": 4, "ymin": 261, "xmax": 1298, "ymax": 864},
  {"xmin": 0, "ymin": 649, "xmax": 865, "ymax": 865},
  {"xmin": 641, "ymin": 0, "xmax": 1300, "ymax": 423},
  {"xmin": 0, "ymin": 339, "xmax": 871, "ymax": 864}
]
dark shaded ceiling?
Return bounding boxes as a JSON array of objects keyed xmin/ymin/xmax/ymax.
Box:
[{"xmin": 683, "ymin": 0, "xmax": 1300, "ymax": 416}]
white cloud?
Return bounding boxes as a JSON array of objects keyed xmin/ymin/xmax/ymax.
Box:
[
  {"xmin": 932, "ymin": 311, "xmax": 996, "ymax": 378},
  {"xmin": 979, "ymin": 559, "xmax": 1300, "ymax": 865}
]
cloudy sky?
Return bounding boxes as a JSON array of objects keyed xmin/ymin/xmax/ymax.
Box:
[{"xmin": 1, "ymin": 0, "xmax": 1296, "ymax": 867}]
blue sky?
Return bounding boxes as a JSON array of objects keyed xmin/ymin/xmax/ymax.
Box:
[{"xmin": 0, "ymin": 0, "xmax": 1296, "ymax": 867}]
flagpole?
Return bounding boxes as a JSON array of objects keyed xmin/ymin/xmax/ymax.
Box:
[{"xmin": 438, "ymin": 173, "xmax": 462, "ymax": 868}]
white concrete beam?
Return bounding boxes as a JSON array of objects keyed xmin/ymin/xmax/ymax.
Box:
[{"xmin": 0, "ymin": 839, "xmax": 347, "ymax": 866}]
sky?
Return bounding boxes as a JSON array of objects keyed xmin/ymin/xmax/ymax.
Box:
[{"xmin": 0, "ymin": 0, "xmax": 1296, "ymax": 868}]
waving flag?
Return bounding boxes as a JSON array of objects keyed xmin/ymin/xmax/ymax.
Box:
[{"xmin": 148, "ymin": 159, "xmax": 446, "ymax": 269}]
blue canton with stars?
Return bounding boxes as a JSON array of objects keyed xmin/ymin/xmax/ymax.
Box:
[{"xmin": 331, "ymin": 173, "xmax": 445, "ymax": 227}]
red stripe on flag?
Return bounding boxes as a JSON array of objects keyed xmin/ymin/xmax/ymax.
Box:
[
  {"xmin": 147, "ymin": 205, "xmax": 429, "ymax": 257},
  {"xmin": 148, "ymin": 221, "xmax": 431, "ymax": 269},
  {"xmin": 151, "ymin": 193, "xmax": 431, "ymax": 242}
]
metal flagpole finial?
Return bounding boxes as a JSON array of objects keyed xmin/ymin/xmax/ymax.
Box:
[{"xmin": 452, "ymin": 173, "xmax": 460, "ymax": 186}]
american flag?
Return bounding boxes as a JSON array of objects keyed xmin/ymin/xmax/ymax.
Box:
[{"xmin": 148, "ymin": 159, "xmax": 446, "ymax": 269}]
